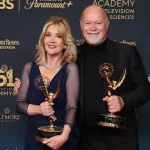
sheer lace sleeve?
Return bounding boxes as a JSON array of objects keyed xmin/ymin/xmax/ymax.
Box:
[
  {"xmin": 65, "ymin": 63, "xmax": 80, "ymax": 128},
  {"xmin": 16, "ymin": 62, "xmax": 32, "ymax": 114}
]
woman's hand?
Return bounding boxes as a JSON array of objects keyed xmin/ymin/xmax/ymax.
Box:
[
  {"xmin": 43, "ymin": 134, "xmax": 68, "ymax": 150},
  {"xmin": 14, "ymin": 78, "xmax": 21, "ymax": 95},
  {"xmin": 40, "ymin": 101, "xmax": 54, "ymax": 116}
]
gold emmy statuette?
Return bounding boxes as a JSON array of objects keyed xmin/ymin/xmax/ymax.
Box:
[
  {"xmin": 34, "ymin": 75, "xmax": 63, "ymax": 142},
  {"xmin": 97, "ymin": 63, "xmax": 127, "ymax": 129}
]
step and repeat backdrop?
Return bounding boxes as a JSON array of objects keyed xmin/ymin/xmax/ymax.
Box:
[{"xmin": 0, "ymin": 0, "xmax": 150, "ymax": 149}]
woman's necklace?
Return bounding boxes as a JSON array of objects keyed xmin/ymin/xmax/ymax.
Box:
[{"xmin": 44, "ymin": 63, "xmax": 60, "ymax": 70}]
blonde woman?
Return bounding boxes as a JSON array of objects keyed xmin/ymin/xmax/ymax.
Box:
[{"xmin": 16, "ymin": 16, "xmax": 79, "ymax": 150}]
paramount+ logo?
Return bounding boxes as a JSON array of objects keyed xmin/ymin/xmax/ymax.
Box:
[{"xmin": 0, "ymin": 0, "xmax": 14, "ymax": 10}]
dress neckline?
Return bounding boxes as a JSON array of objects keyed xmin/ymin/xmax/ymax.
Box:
[{"xmin": 37, "ymin": 63, "xmax": 66, "ymax": 83}]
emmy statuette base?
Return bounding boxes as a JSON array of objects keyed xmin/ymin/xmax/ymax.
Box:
[
  {"xmin": 36, "ymin": 125, "xmax": 63, "ymax": 142},
  {"xmin": 97, "ymin": 113, "xmax": 126, "ymax": 130}
]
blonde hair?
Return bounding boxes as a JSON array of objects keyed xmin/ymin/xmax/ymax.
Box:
[{"xmin": 36, "ymin": 16, "xmax": 77, "ymax": 66}]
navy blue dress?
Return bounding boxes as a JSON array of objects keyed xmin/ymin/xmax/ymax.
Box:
[{"xmin": 17, "ymin": 62, "xmax": 79, "ymax": 150}]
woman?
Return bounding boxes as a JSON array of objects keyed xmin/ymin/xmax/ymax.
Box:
[{"xmin": 17, "ymin": 16, "xmax": 79, "ymax": 150}]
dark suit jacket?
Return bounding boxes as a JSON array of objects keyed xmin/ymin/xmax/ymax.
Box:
[{"xmin": 76, "ymin": 39, "xmax": 150, "ymax": 150}]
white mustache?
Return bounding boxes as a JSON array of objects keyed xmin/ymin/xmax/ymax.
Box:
[{"xmin": 87, "ymin": 30, "xmax": 100, "ymax": 34}]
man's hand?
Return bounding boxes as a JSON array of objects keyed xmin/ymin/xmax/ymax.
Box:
[
  {"xmin": 43, "ymin": 134, "xmax": 68, "ymax": 150},
  {"xmin": 103, "ymin": 95, "xmax": 124, "ymax": 113},
  {"xmin": 40, "ymin": 101, "xmax": 54, "ymax": 116},
  {"xmin": 14, "ymin": 78, "xmax": 21, "ymax": 95}
]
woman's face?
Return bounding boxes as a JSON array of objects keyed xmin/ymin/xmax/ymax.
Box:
[{"xmin": 43, "ymin": 24, "xmax": 65, "ymax": 56}]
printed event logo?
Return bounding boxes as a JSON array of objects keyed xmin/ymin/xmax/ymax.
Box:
[
  {"xmin": 114, "ymin": 40, "xmax": 136, "ymax": 46},
  {"xmin": 0, "ymin": 147, "xmax": 18, "ymax": 150},
  {"xmin": 76, "ymin": 39, "xmax": 85, "ymax": 46},
  {"xmin": 24, "ymin": 0, "xmax": 73, "ymax": 9},
  {"xmin": 93, "ymin": 0, "xmax": 136, "ymax": 20},
  {"xmin": 0, "ymin": 0, "xmax": 14, "ymax": 10},
  {"xmin": 148, "ymin": 75, "xmax": 150, "ymax": 83},
  {"xmin": 0, "ymin": 107, "xmax": 21, "ymax": 123},
  {"xmin": 0, "ymin": 0, "xmax": 73, "ymax": 11},
  {"xmin": 0, "ymin": 39, "xmax": 20, "ymax": 50},
  {"xmin": 76, "ymin": 39, "xmax": 136, "ymax": 46},
  {"xmin": 0, "ymin": 64, "xmax": 15, "ymax": 96}
]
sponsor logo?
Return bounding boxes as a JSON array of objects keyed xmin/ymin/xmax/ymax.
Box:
[
  {"xmin": 76, "ymin": 39, "xmax": 85, "ymax": 46},
  {"xmin": 0, "ymin": 39, "xmax": 20, "ymax": 50},
  {"xmin": 148, "ymin": 75, "xmax": 150, "ymax": 83},
  {"xmin": 0, "ymin": 0, "xmax": 14, "ymax": 10},
  {"xmin": 0, "ymin": 147, "xmax": 18, "ymax": 150},
  {"xmin": 0, "ymin": 107, "xmax": 21, "ymax": 123},
  {"xmin": 114, "ymin": 40, "xmax": 136, "ymax": 46},
  {"xmin": 24, "ymin": 0, "xmax": 73, "ymax": 9}
]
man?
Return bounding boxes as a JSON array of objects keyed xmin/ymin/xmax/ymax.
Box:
[
  {"xmin": 76, "ymin": 5, "xmax": 150, "ymax": 150},
  {"xmin": 14, "ymin": 5, "xmax": 150, "ymax": 150}
]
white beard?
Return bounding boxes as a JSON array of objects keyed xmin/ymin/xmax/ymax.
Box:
[
  {"xmin": 87, "ymin": 36, "xmax": 102, "ymax": 45},
  {"xmin": 86, "ymin": 30, "xmax": 102, "ymax": 45}
]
